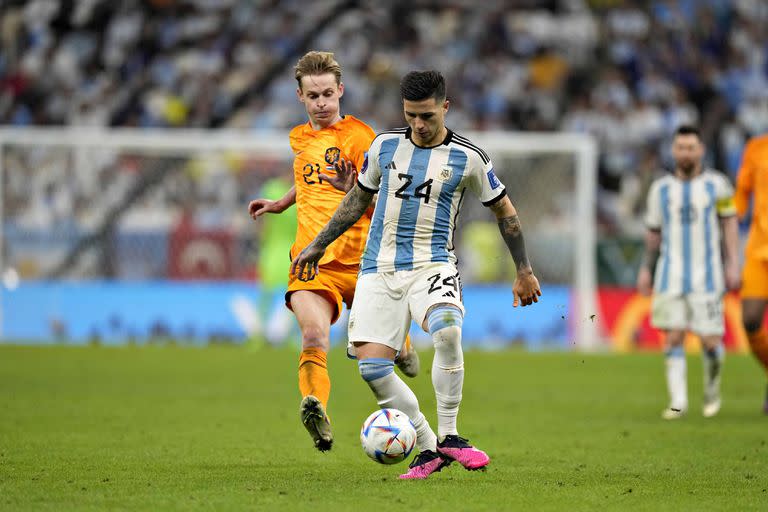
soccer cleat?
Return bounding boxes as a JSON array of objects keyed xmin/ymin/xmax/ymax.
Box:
[
  {"xmin": 661, "ymin": 407, "xmax": 686, "ymax": 420},
  {"xmin": 436, "ymin": 435, "xmax": 490, "ymax": 470},
  {"xmin": 398, "ymin": 450, "xmax": 451, "ymax": 480},
  {"xmin": 702, "ymin": 398, "xmax": 721, "ymax": 418},
  {"xmin": 394, "ymin": 346, "xmax": 420, "ymax": 378},
  {"xmin": 300, "ymin": 395, "xmax": 333, "ymax": 452}
]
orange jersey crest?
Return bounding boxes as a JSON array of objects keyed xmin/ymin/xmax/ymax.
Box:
[{"xmin": 289, "ymin": 115, "xmax": 375, "ymax": 267}]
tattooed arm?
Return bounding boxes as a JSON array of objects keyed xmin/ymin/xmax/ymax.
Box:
[
  {"xmin": 488, "ymin": 195, "xmax": 541, "ymax": 307},
  {"xmin": 290, "ymin": 184, "xmax": 374, "ymax": 280}
]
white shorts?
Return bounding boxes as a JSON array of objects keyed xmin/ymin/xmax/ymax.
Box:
[
  {"xmin": 650, "ymin": 293, "xmax": 724, "ymax": 336},
  {"xmin": 347, "ymin": 262, "xmax": 465, "ymax": 355}
]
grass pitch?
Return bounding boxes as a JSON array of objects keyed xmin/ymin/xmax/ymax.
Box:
[{"xmin": 1, "ymin": 345, "xmax": 767, "ymax": 511}]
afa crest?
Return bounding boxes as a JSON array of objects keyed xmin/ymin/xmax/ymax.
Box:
[
  {"xmin": 324, "ymin": 147, "xmax": 341, "ymax": 165},
  {"xmin": 438, "ymin": 166, "xmax": 454, "ymax": 182}
]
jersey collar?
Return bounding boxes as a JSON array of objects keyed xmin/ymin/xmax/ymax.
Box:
[{"xmin": 405, "ymin": 127, "xmax": 454, "ymax": 149}]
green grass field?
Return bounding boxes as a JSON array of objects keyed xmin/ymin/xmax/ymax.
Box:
[{"xmin": 1, "ymin": 345, "xmax": 767, "ymax": 511}]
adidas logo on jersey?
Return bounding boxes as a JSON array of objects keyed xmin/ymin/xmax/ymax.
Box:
[
  {"xmin": 442, "ymin": 291, "xmax": 456, "ymax": 298},
  {"xmin": 385, "ymin": 161, "xmax": 397, "ymax": 170}
]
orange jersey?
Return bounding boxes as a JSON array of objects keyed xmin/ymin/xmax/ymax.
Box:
[
  {"xmin": 735, "ymin": 134, "xmax": 768, "ymax": 260},
  {"xmin": 289, "ymin": 115, "xmax": 375, "ymax": 267}
]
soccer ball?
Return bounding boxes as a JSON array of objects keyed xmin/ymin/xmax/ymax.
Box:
[{"xmin": 360, "ymin": 408, "xmax": 417, "ymax": 464}]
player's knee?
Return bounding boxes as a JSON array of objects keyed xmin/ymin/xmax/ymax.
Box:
[
  {"xmin": 664, "ymin": 330, "xmax": 685, "ymax": 347},
  {"xmin": 301, "ymin": 325, "xmax": 329, "ymax": 350},
  {"xmin": 700, "ymin": 336, "xmax": 721, "ymax": 352},
  {"xmin": 358, "ymin": 358, "xmax": 394, "ymax": 382},
  {"xmin": 432, "ymin": 325, "xmax": 462, "ymax": 353},
  {"xmin": 428, "ymin": 306, "xmax": 463, "ymax": 368}
]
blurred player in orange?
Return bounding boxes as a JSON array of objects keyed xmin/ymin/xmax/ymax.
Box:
[
  {"xmin": 734, "ymin": 133, "xmax": 768, "ymax": 412},
  {"xmin": 248, "ymin": 51, "xmax": 419, "ymax": 451}
]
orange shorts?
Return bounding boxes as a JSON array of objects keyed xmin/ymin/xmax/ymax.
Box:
[
  {"xmin": 741, "ymin": 256, "xmax": 768, "ymax": 299},
  {"xmin": 285, "ymin": 260, "xmax": 359, "ymax": 324}
]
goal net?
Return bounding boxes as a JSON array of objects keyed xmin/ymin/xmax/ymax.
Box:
[{"xmin": 0, "ymin": 128, "xmax": 598, "ymax": 349}]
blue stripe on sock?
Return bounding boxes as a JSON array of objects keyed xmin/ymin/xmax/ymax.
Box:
[
  {"xmin": 665, "ymin": 345, "xmax": 685, "ymax": 358},
  {"xmin": 427, "ymin": 306, "xmax": 463, "ymax": 334},
  {"xmin": 358, "ymin": 358, "xmax": 395, "ymax": 382}
]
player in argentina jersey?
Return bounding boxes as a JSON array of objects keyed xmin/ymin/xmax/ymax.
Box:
[
  {"xmin": 291, "ymin": 71, "xmax": 542, "ymax": 479},
  {"xmin": 637, "ymin": 125, "xmax": 740, "ymax": 420}
]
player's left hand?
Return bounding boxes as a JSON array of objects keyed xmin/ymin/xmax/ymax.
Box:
[
  {"xmin": 290, "ymin": 242, "xmax": 326, "ymax": 281},
  {"xmin": 319, "ymin": 158, "xmax": 357, "ymax": 193},
  {"xmin": 725, "ymin": 262, "xmax": 741, "ymax": 291},
  {"xmin": 513, "ymin": 268, "xmax": 542, "ymax": 307}
]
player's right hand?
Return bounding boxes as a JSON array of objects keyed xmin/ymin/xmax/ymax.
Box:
[
  {"xmin": 290, "ymin": 242, "xmax": 326, "ymax": 281},
  {"xmin": 636, "ymin": 267, "xmax": 653, "ymax": 296},
  {"xmin": 248, "ymin": 198, "xmax": 282, "ymax": 219},
  {"xmin": 319, "ymin": 158, "xmax": 357, "ymax": 193}
]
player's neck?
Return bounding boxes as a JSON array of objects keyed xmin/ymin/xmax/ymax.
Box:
[
  {"xmin": 674, "ymin": 166, "xmax": 702, "ymax": 180},
  {"xmin": 412, "ymin": 126, "xmax": 448, "ymax": 148},
  {"xmin": 309, "ymin": 113, "xmax": 343, "ymax": 131}
]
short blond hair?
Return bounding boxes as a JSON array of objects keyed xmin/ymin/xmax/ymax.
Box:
[{"xmin": 294, "ymin": 51, "xmax": 342, "ymax": 90}]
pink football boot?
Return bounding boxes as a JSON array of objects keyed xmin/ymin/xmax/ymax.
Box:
[
  {"xmin": 399, "ymin": 450, "xmax": 451, "ymax": 480},
  {"xmin": 437, "ymin": 435, "xmax": 490, "ymax": 470}
]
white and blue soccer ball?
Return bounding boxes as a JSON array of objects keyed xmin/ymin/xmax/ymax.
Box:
[{"xmin": 360, "ymin": 408, "xmax": 417, "ymax": 465}]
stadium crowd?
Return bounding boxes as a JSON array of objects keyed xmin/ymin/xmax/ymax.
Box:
[{"xmin": 1, "ymin": 0, "xmax": 767, "ymax": 258}]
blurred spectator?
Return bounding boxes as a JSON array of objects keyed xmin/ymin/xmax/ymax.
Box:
[{"xmin": 1, "ymin": 0, "xmax": 767, "ymax": 247}]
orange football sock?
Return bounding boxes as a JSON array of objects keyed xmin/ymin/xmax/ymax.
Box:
[
  {"xmin": 747, "ymin": 329, "xmax": 768, "ymax": 376},
  {"xmin": 298, "ymin": 348, "xmax": 331, "ymax": 408}
]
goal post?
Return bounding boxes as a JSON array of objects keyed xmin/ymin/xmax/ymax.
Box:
[
  {"xmin": 470, "ymin": 132, "xmax": 599, "ymax": 350},
  {"xmin": 0, "ymin": 127, "xmax": 599, "ymax": 349}
]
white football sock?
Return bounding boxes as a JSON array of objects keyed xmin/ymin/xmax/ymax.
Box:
[
  {"xmin": 431, "ymin": 324, "xmax": 464, "ymax": 440},
  {"xmin": 665, "ymin": 345, "xmax": 688, "ymax": 411},
  {"xmin": 359, "ymin": 358, "xmax": 437, "ymax": 452}
]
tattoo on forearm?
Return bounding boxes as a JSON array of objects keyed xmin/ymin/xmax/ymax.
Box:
[
  {"xmin": 498, "ymin": 215, "xmax": 530, "ymax": 270},
  {"xmin": 315, "ymin": 187, "xmax": 373, "ymax": 248}
]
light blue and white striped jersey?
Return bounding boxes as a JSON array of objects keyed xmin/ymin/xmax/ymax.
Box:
[
  {"xmin": 357, "ymin": 128, "xmax": 506, "ymax": 274},
  {"xmin": 645, "ymin": 169, "xmax": 737, "ymax": 296}
]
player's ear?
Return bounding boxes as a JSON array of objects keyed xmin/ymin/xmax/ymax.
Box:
[
  {"xmin": 338, "ymin": 82, "xmax": 344, "ymax": 98},
  {"xmin": 296, "ymin": 87, "xmax": 304, "ymax": 103},
  {"xmin": 443, "ymin": 99, "xmax": 450, "ymax": 113}
]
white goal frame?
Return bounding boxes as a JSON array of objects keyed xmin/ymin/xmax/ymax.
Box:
[{"xmin": 0, "ymin": 128, "xmax": 598, "ymax": 348}]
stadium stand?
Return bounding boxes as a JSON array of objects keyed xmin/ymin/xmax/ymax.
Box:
[{"xmin": 1, "ymin": 0, "xmax": 767, "ymax": 264}]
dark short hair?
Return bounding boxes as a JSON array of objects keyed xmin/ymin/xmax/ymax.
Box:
[
  {"xmin": 400, "ymin": 71, "xmax": 446, "ymax": 102},
  {"xmin": 674, "ymin": 125, "xmax": 701, "ymax": 139}
]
